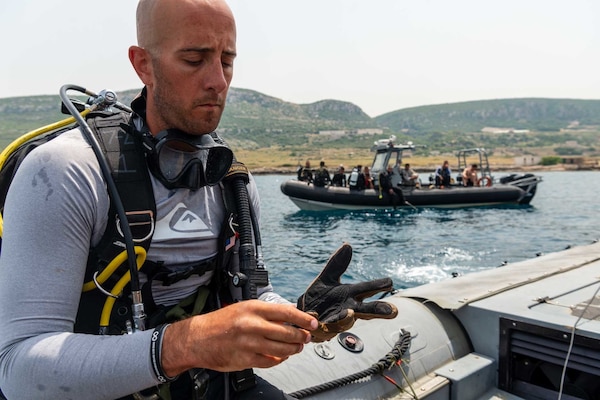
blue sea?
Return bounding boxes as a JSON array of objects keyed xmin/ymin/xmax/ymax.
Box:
[{"xmin": 253, "ymin": 171, "xmax": 600, "ymax": 302}]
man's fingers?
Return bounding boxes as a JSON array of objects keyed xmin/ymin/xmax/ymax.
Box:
[{"xmin": 253, "ymin": 301, "xmax": 317, "ymax": 331}]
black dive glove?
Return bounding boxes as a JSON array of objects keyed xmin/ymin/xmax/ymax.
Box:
[{"xmin": 297, "ymin": 243, "xmax": 398, "ymax": 342}]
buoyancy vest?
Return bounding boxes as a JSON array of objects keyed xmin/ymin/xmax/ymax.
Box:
[
  {"xmin": 0, "ymin": 92, "xmax": 270, "ymax": 399},
  {"xmin": 74, "ymin": 110, "xmax": 157, "ymax": 334},
  {"xmin": 72, "ymin": 110, "xmax": 269, "ymax": 335},
  {"xmin": 0, "ymin": 106, "xmax": 267, "ymax": 335},
  {"xmin": 78, "ymin": 110, "xmax": 268, "ymax": 399}
]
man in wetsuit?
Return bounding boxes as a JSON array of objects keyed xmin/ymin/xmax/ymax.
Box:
[
  {"xmin": 298, "ymin": 159, "xmax": 313, "ymax": 183},
  {"xmin": 331, "ymin": 165, "xmax": 347, "ymax": 187},
  {"xmin": 435, "ymin": 160, "xmax": 452, "ymax": 188},
  {"xmin": 379, "ymin": 165, "xmax": 405, "ymax": 208}
]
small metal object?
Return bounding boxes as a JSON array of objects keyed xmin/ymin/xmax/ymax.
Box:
[
  {"xmin": 314, "ymin": 343, "xmax": 335, "ymax": 360},
  {"xmin": 338, "ymin": 332, "xmax": 364, "ymax": 353},
  {"xmin": 231, "ymin": 272, "xmax": 248, "ymax": 287}
]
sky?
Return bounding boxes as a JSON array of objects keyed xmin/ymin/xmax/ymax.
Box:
[{"xmin": 1, "ymin": 0, "xmax": 599, "ymax": 117}]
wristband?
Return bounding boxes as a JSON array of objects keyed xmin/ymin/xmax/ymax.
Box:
[{"xmin": 150, "ymin": 323, "xmax": 177, "ymax": 383}]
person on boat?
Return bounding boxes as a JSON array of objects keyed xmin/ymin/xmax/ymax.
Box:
[
  {"xmin": 313, "ymin": 160, "xmax": 331, "ymax": 187},
  {"xmin": 298, "ymin": 159, "xmax": 313, "ymax": 183},
  {"xmin": 363, "ymin": 166, "xmax": 374, "ymax": 189},
  {"xmin": 435, "ymin": 160, "xmax": 452, "ymax": 188},
  {"xmin": 400, "ymin": 163, "xmax": 420, "ymax": 188},
  {"xmin": 378, "ymin": 165, "xmax": 405, "ymax": 208},
  {"xmin": 462, "ymin": 163, "xmax": 479, "ymax": 186},
  {"xmin": 348, "ymin": 165, "xmax": 366, "ymax": 191},
  {"xmin": 0, "ymin": 1, "xmax": 398, "ymax": 399},
  {"xmin": 331, "ymin": 164, "xmax": 347, "ymax": 187}
]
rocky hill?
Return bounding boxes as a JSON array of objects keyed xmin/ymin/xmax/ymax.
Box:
[{"xmin": 1, "ymin": 88, "xmax": 599, "ymax": 156}]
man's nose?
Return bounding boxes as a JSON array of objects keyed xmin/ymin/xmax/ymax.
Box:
[{"xmin": 204, "ymin": 59, "xmax": 229, "ymax": 93}]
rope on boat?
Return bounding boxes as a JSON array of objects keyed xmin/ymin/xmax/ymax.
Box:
[{"xmin": 288, "ymin": 329, "xmax": 412, "ymax": 399}]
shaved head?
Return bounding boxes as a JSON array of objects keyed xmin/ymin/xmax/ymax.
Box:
[
  {"xmin": 137, "ymin": 0, "xmax": 235, "ymax": 51},
  {"xmin": 136, "ymin": 0, "xmax": 159, "ymax": 49},
  {"xmin": 130, "ymin": 0, "xmax": 237, "ymax": 134}
]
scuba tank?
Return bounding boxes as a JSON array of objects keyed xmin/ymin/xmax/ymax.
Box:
[{"xmin": 348, "ymin": 167, "xmax": 359, "ymax": 188}]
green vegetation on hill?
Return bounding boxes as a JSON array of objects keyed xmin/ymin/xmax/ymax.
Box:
[
  {"xmin": 219, "ymin": 88, "xmax": 374, "ymax": 147},
  {"xmin": 1, "ymin": 88, "xmax": 599, "ymax": 158},
  {"xmin": 375, "ymin": 98, "xmax": 600, "ymax": 132}
]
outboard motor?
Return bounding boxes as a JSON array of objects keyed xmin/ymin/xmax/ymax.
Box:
[{"xmin": 499, "ymin": 174, "xmax": 519, "ymax": 184}]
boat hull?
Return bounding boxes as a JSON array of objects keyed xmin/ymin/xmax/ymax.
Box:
[
  {"xmin": 281, "ymin": 178, "xmax": 536, "ymax": 211},
  {"xmin": 256, "ymin": 241, "xmax": 600, "ymax": 399}
]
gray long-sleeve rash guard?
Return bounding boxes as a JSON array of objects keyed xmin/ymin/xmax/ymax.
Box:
[{"xmin": 0, "ymin": 128, "xmax": 286, "ymax": 399}]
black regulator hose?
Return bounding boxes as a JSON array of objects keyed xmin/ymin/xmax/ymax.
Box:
[
  {"xmin": 226, "ymin": 162, "xmax": 268, "ymax": 300},
  {"xmin": 231, "ymin": 176, "xmax": 256, "ymax": 300},
  {"xmin": 288, "ymin": 330, "xmax": 412, "ymax": 399}
]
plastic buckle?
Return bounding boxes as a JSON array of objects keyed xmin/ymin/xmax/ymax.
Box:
[
  {"xmin": 162, "ymin": 259, "xmax": 215, "ymax": 286},
  {"xmin": 163, "ymin": 265, "xmax": 196, "ymax": 286},
  {"xmin": 191, "ymin": 369, "xmax": 210, "ymax": 400},
  {"xmin": 230, "ymin": 369, "xmax": 256, "ymax": 393}
]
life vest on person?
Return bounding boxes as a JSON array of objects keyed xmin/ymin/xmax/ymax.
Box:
[{"xmin": 313, "ymin": 167, "xmax": 329, "ymax": 187}]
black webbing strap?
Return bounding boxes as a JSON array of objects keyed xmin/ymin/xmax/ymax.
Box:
[
  {"xmin": 144, "ymin": 257, "xmax": 217, "ymax": 286},
  {"xmin": 75, "ymin": 111, "xmax": 156, "ymax": 335},
  {"xmin": 86, "ymin": 111, "xmax": 156, "ymax": 282}
]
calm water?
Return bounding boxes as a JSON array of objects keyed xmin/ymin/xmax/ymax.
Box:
[{"xmin": 254, "ymin": 171, "xmax": 600, "ymax": 302}]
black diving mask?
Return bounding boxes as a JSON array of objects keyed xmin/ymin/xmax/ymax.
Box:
[{"xmin": 146, "ymin": 129, "xmax": 233, "ymax": 190}]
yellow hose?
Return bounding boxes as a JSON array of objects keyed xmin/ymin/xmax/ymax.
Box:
[
  {"xmin": 95, "ymin": 247, "xmax": 146, "ymax": 328},
  {"xmin": 82, "ymin": 246, "xmax": 146, "ymax": 292},
  {"xmin": 99, "ymin": 271, "xmax": 136, "ymax": 328},
  {"xmin": 0, "ymin": 110, "xmax": 91, "ymax": 236}
]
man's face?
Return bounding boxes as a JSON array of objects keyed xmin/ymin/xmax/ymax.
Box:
[{"xmin": 144, "ymin": 1, "xmax": 236, "ymax": 135}]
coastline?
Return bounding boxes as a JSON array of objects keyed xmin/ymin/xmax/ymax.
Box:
[{"xmin": 249, "ymin": 163, "xmax": 596, "ymax": 175}]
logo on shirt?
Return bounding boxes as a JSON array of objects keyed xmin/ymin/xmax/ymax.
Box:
[{"xmin": 153, "ymin": 202, "xmax": 214, "ymax": 240}]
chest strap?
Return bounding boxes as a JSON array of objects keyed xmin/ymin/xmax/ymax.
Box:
[{"xmin": 143, "ymin": 257, "xmax": 218, "ymax": 286}]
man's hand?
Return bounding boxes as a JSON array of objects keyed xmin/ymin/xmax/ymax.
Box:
[
  {"xmin": 161, "ymin": 301, "xmax": 318, "ymax": 377},
  {"xmin": 297, "ymin": 243, "xmax": 398, "ymax": 342}
]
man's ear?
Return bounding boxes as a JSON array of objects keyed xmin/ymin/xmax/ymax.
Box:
[{"xmin": 129, "ymin": 45, "xmax": 153, "ymax": 86}]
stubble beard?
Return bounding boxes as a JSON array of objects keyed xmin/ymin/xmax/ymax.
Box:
[{"xmin": 151, "ymin": 66, "xmax": 223, "ymax": 135}]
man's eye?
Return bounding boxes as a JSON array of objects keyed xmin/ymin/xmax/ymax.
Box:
[
  {"xmin": 185, "ymin": 59, "xmax": 204, "ymax": 66},
  {"xmin": 222, "ymin": 58, "xmax": 234, "ymax": 69}
]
